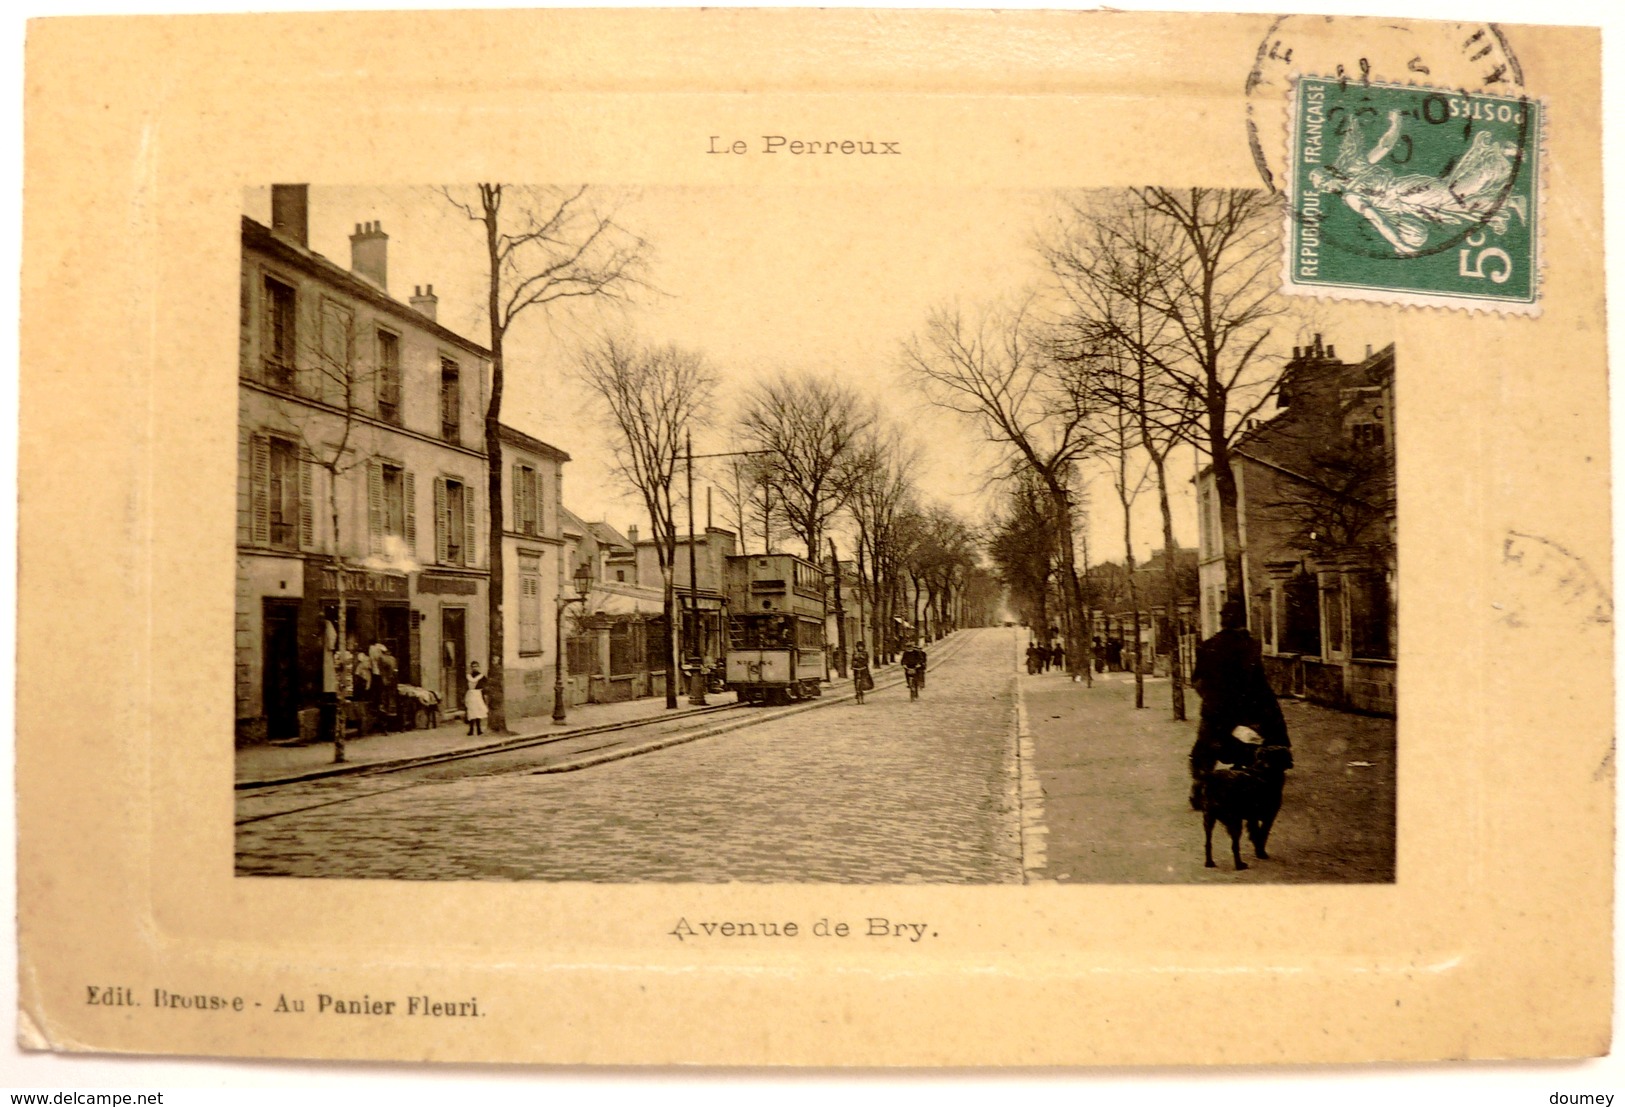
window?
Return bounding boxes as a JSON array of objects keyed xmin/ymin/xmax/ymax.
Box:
[
  {"xmin": 368, "ymin": 460, "xmax": 415, "ymax": 555},
  {"xmin": 1322, "ymin": 577, "xmax": 1345, "ymax": 655},
  {"xmin": 262, "ymin": 276, "xmax": 296, "ymax": 389},
  {"xmin": 514, "ymin": 463, "xmax": 539, "ymax": 535},
  {"xmin": 1349, "ymin": 571, "xmax": 1393, "ymax": 659},
  {"xmin": 616, "ymin": 569, "xmax": 626, "ymax": 583},
  {"xmin": 268, "ymin": 438, "xmax": 299, "ymax": 549},
  {"xmin": 435, "ymin": 476, "xmax": 475, "ymax": 566},
  {"xmin": 377, "ymin": 330, "xmax": 401, "ymax": 423},
  {"xmin": 247, "ymin": 433, "xmax": 310, "ymax": 551},
  {"xmin": 319, "ymin": 301, "xmax": 354, "ymax": 405},
  {"xmin": 518, "ymin": 554, "xmax": 542, "ymax": 655},
  {"xmin": 440, "ymin": 358, "xmax": 461, "ymax": 443}
]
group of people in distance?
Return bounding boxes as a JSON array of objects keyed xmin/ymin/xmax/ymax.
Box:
[
  {"xmin": 849, "ymin": 640, "xmax": 927, "ymax": 704},
  {"xmin": 324, "ymin": 621, "xmax": 490, "ymax": 739},
  {"xmin": 1024, "ymin": 634, "xmax": 1067, "ymax": 675}
]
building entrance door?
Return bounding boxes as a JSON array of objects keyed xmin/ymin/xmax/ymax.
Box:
[
  {"xmin": 441, "ymin": 606, "xmax": 466, "ymax": 713},
  {"xmin": 262, "ymin": 599, "xmax": 301, "ymax": 740}
]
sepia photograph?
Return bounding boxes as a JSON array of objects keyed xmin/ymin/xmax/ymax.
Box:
[
  {"xmin": 232, "ymin": 183, "xmax": 1397, "ymax": 884},
  {"xmin": 15, "ymin": 5, "xmax": 1610, "ymax": 1072}
]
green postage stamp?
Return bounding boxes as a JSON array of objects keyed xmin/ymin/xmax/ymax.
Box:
[{"xmin": 1285, "ymin": 76, "xmax": 1541, "ymax": 311}]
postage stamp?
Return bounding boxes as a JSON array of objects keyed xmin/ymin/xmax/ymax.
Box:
[{"xmin": 1284, "ymin": 76, "xmax": 1540, "ymax": 311}]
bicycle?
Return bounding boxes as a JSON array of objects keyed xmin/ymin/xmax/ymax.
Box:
[{"xmin": 905, "ymin": 665, "xmax": 924, "ymax": 701}]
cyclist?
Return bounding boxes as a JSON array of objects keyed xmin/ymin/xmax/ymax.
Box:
[{"xmin": 901, "ymin": 641, "xmax": 928, "ymax": 700}]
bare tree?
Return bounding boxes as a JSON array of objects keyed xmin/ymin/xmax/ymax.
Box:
[
  {"xmin": 1043, "ymin": 192, "xmax": 1199, "ymax": 716},
  {"xmin": 578, "ymin": 336, "xmax": 716, "ymax": 710},
  {"xmin": 987, "ymin": 469, "xmax": 1059, "ymax": 634},
  {"xmin": 706, "ymin": 451, "xmax": 777, "ymax": 556},
  {"xmin": 1091, "ymin": 188, "xmax": 1286, "ymax": 604},
  {"xmin": 254, "ymin": 296, "xmax": 403, "ymax": 761},
  {"xmin": 737, "ymin": 372, "xmax": 876, "ymax": 563},
  {"xmin": 442, "ymin": 184, "xmax": 651, "ymax": 732},
  {"xmin": 845, "ymin": 426, "xmax": 920, "ymax": 664},
  {"xmin": 902, "ymin": 296, "xmax": 1097, "ymax": 677}
]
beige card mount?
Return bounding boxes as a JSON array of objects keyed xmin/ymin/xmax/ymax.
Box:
[{"xmin": 16, "ymin": 9, "xmax": 1611, "ymax": 1066}]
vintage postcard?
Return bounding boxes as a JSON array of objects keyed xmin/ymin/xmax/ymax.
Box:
[{"xmin": 15, "ymin": 8, "xmax": 1610, "ymax": 1067}]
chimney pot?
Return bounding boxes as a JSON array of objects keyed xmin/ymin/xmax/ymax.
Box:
[
  {"xmin": 349, "ymin": 220, "xmax": 389, "ymax": 290},
  {"xmin": 1326, "ymin": 345, "xmax": 1336, "ymax": 359},
  {"xmin": 409, "ymin": 283, "xmax": 439, "ymax": 322},
  {"xmin": 270, "ymin": 184, "xmax": 310, "ymax": 247}
]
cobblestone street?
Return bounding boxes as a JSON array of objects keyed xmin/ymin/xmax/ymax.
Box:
[{"xmin": 236, "ymin": 629, "xmax": 1023, "ymax": 882}]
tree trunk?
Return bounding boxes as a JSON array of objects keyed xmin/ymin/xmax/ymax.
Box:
[
  {"xmin": 1208, "ymin": 413, "xmax": 1246, "ymax": 603},
  {"xmin": 662, "ymin": 539, "xmax": 678, "ymax": 709},
  {"xmin": 1048, "ymin": 482, "xmax": 1091, "ymax": 684},
  {"xmin": 481, "ymin": 190, "xmax": 509, "ymax": 733},
  {"xmin": 1150, "ymin": 451, "xmax": 1187, "ymax": 720},
  {"xmin": 1122, "ymin": 500, "xmax": 1143, "ymax": 710}
]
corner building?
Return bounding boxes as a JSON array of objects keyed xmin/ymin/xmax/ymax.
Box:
[{"xmin": 235, "ymin": 186, "xmax": 491, "ymax": 742}]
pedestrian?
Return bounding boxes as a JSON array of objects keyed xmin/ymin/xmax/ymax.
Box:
[
  {"xmin": 319, "ymin": 611, "xmax": 339, "ymax": 744},
  {"xmin": 374, "ymin": 643, "xmax": 398, "ymax": 734},
  {"xmin": 1189, "ymin": 600, "xmax": 1292, "ymax": 809},
  {"xmin": 465, "ymin": 660, "xmax": 488, "ymax": 737},
  {"xmin": 1025, "ymin": 641, "xmax": 1040, "ymax": 675},
  {"xmin": 852, "ymin": 641, "xmax": 873, "ymax": 704},
  {"xmin": 1050, "ymin": 638, "xmax": 1065, "ymax": 674}
]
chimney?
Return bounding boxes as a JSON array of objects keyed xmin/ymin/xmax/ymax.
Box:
[
  {"xmin": 349, "ymin": 221, "xmax": 388, "ymax": 290},
  {"xmin": 410, "ymin": 283, "xmax": 438, "ymax": 321},
  {"xmin": 270, "ymin": 184, "xmax": 309, "ymax": 247},
  {"xmin": 627, "ymin": 524, "xmax": 639, "ymax": 544}
]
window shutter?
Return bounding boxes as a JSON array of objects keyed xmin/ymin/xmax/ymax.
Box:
[
  {"xmin": 512, "ymin": 463, "xmax": 522, "ymax": 533},
  {"xmin": 250, "ymin": 434, "xmax": 270, "ymax": 547},
  {"xmin": 464, "ymin": 483, "xmax": 478, "ymax": 567},
  {"xmin": 299, "ymin": 452, "xmax": 315, "ymax": 550},
  {"xmin": 237, "ymin": 427, "xmax": 252, "ymax": 546},
  {"xmin": 367, "ymin": 460, "xmax": 383, "ymax": 554},
  {"xmin": 525, "ymin": 468, "xmax": 538, "ymax": 534},
  {"xmin": 434, "ymin": 478, "xmax": 448, "ymax": 565},
  {"xmin": 404, "ymin": 470, "xmax": 416, "ymax": 556}
]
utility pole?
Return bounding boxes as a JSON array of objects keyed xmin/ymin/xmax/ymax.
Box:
[
  {"xmin": 686, "ymin": 430, "xmax": 706, "ymax": 706},
  {"xmin": 829, "ymin": 536, "xmax": 847, "ymax": 677}
]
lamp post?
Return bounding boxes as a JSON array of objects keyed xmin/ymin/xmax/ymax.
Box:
[{"xmin": 552, "ymin": 562, "xmax": 593, "ymax": 725}]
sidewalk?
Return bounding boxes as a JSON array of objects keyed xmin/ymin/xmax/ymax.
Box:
[
  {"xmin": 237, "ymin": 646, "xmax": 949, "ymax": 789},
  {"xmin": 1021, "ymin": 669, "xmax": 1396, "ymax": 882},
  {"xmin": 235, "ymin": 692, "xmax": 738, "ymax": 788}
]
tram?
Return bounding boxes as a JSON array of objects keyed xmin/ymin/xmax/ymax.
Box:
[{"xmin": 722, "ymin": 552, "xmax": 828, "ymax": 704}]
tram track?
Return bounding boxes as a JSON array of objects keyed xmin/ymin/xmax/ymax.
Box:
[{"xmin": 235, "ymin": 631, "xmax": 973, "ymax": 828}]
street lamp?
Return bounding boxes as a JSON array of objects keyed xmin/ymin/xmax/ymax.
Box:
[{"xmin": 552, "ymin": 562, "xmax": 593, "ymax": 725}]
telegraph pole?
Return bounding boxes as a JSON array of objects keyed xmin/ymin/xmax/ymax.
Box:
[
  {"xmin": 686, "ymin": 430, "xmax": 706, "ymax": 706},
  {"xmin": 828, "ymin": 536, "xmax": 847, "ymax": 677}
]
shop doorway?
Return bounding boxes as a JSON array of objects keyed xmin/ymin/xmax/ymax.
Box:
[
  {"xmin": 441, "ymin": 607, "xmax": 466, "ymax": 713},
  {"xmin": 262, "ymin": 599, "xmax": 302, "ymax": 740}
]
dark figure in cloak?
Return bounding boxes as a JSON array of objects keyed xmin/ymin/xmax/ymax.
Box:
[
  {"xmin": 1189, "ymin": 600, "xmax": 1292, "ymax": 808},
  {"xmin": 1026, "ymin": 642, "xmax": 1040, "ymax": 675}
]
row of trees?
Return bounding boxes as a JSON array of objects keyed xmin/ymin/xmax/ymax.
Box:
[
  {"xmin": 576, "ymin": 347, "xmax": 985, "ymax": 697},
  {"xmin": 285, "ymin": 181, "xmax": 1287, "ymax": 742},
  {"xmin": 909, "ymin": 187, "xmax": 1289, "ymax": 719}
]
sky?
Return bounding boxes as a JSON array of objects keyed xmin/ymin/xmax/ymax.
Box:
[{"xmin": 246, "ymin": 182, "xmax": 1387, "ymax": 566}]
